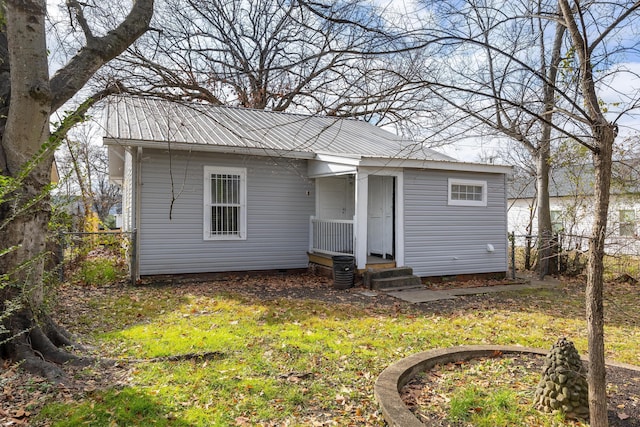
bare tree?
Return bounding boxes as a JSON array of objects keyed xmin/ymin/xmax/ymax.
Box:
[
  {"xmin": 502, "ymin": 145, "xmax": 539, "ymax": 270},
  {"xmin": 90, "ymin": 146, "xmax": 121, "ymax": 226},
  {"xmin": 412, "ymin": 1, "xmax": 640, "ymax": 423},
  {"xmin": 96, "ymin": 0, "xmax": 429, "ymax": 129},
  {"xmin": 555, "ymin": 2, "xmax": 640, "ymax": 424},
  {"xmin": 56, "ymin": 124, "xmax": 121, "ymax": 229},
  {"xmin": 0, "ymin": 0, "xmax": 153, "ymax": 381},
  {"xmin": 412, "ymin": 0, "xmax": 569, "ymax": 278}
]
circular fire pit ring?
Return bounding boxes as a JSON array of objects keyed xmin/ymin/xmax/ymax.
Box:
[{"xmin": 374, "ymin": 345, "xmax": 640, "ymax": 427}]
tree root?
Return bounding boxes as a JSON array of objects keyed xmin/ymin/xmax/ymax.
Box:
[
  {"xmin": 147, "ymin": 351, "xmax": 224, "ymax": 362},
  {"xmin": 115, "ymin": 351, "xmax": 225, "ymax": 364},
  {"xmin": 41, "ymin": 313, "xmax": 86, "ymax": 351},
  {"xmin": 2, "ymin": 309, "xmax": 92, "ymax": 383},
  {"xmin": 3, "ymin": 308, "xmax": 224, "ymax": 384}
]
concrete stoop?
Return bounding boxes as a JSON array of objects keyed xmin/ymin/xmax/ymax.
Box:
[{"xmin": 364, "ymin": 267, "xmax": 422, "ymax": 291}]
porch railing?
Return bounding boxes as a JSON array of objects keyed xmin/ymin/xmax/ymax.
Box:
[{"xmin": 309, "ymin": 216, "xmax": 355, "ymax": 256}]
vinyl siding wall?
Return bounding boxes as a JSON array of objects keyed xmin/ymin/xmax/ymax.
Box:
[
  {"xmin": 404, "ymin": 169, "xmax": 508, "ymax": 277},
  {"xmin": 138, "ymin": 149, "xmax": 315, "ymax": 275}
]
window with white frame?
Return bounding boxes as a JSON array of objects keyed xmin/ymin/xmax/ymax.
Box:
[
  {"xmin": 619, "ymin": 209, "xmax": 636, "ymax": 237},
  {"xmin": 204, "ymin": 166, "xmax": 247, "ymax": 240},
  {"xmin": 448, "ymin": 178, "xmax": 487, "ymax": 206}
]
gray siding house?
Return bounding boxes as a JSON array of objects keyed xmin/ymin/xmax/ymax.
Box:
[{"xmin": 105, "ymin": 96, "xmax": 511, "ymax": 278}]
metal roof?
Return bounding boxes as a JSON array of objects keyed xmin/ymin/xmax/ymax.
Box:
[{"xmin": 103, "ymin": 96, "xmax": 456, "ymax": 162}]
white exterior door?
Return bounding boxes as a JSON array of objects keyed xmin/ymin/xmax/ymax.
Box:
[{"xmin": 367, "ymin": 175, "xmax": 394, "ymax": 258}]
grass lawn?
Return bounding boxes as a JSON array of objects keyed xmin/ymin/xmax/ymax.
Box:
[{"xmin": 19, "ymin": 273, "xmax": 640, "ymax": 426}]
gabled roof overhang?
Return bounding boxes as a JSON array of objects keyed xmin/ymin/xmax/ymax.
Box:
[
  {"xmin": 103, "ymin": 138, "xmax": 316, "ymax": 160},
  {"xmin": 359, "ymin": 157, "xmax": 512, "ymax": 174},
  {"xmin": 104, "ymin": 138, "xmax": 512, "ymax": 183},
  {"xmin": 311, "ymin": 153, "xmax": 512, "ymax": 176}
]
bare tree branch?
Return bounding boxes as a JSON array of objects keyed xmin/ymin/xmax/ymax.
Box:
[{"xmin": 50, "ymin": 0, "xmax": 154, "ymax": 111}]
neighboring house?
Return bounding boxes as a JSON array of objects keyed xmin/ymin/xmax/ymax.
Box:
[
  {"xmin": 104, "ymin": 96, "xmax": 511, "ymax": 278},
  {"xmin": 508, "ymin": 161, "xmax": 640, "ymax": 254}
]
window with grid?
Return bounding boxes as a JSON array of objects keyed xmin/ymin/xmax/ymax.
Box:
[
  {"xmin": 448, "ymin": 179, "xmax": 487, "ymax": 206},
  {"xmin": 204, "ymin": 167, "xmax": 246, "ymax": 240},
  {"xmin": 619, "ymin": 209, "xmax": 636, "ymax": 236}
]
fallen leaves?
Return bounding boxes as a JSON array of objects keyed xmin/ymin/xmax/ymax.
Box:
[
  {"xmin": 0, "ymin": 407, "xmax": 29, "ymax": 426},
  {"xmin": 0, "ymin": 355, "xmax": 133, "ymax": 427},
  {"xmin": 277, "ymin": 371, "xmax": 313, "ymax": 382},
  {"xmin": 7, "ymin": 271, "xmax": 639, "ymax": 426},
  {"xmin": 335, "ymin": 394, "xmax": 347, "ymax": 405},
  {"xmin": 401, "ymin": 353, "xmax": 640, "ymax": 426},
  {"xmin": 617, "ymin": 412, "xmax": 630, "ymax": 420},
  {"xmin": 234, "ymin": 415, "xmax": 252, "ymax": 426}
]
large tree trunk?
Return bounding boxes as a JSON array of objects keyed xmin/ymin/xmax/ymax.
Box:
[
  {"xmin": 536, "ymin": 148, "xmax": 553, "ymax": 278},
  {"xmin": 0, "ymin": 0, "xmax": 154, "ymax": 382},
  {"xmin": 1, "ymin": 0, "xmax": 52, "ymax": 314},
  {"xmin": 586, "ymin": 126, "xmax": 615, "ymax": 426},
  {"xmin": 0, "ymin": 0, "xmax": 78, "ymax": 381},
  {"xmin": 0, "ymin": 1, "xmax": 84, "ymax": 379},
  {"xmin": 558, "ymin": 0, "xmax": 623, "ymax": 424},
  {"xmin": 536, "ymin": 16, "xmax": 565, "ymax": 280}
]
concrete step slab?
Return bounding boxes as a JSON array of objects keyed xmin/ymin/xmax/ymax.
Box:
[
  {"xmin": 364, "ymin": 267, "xmax": 414, "ymax": 288},
  {"xmin": 383, "ymin": 278, "xmax": 562, "ymax": 303},
  {"xmin": 371, "ymin": 275, "xmax": 422, "ymax": 290},
  {"xmin": 376, "ymin": 284, "xmax": 425, "ymax": 292},
  {"xmin": 385, "ymin": 289, "xmax": 456, "ymax": 303},
  {"xmin": 370, "ymin": 266, "xmax": 413, "ymax": 277}
]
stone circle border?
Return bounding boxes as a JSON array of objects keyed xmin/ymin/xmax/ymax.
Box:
[{"xmin": 374, "ymin": 345, "xmax": 640, "ymax": 427}]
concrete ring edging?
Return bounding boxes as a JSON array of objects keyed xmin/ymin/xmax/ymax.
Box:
[
  {"xmin": 374, "ymin": 345, "xmax": 547, "ymax": 427},
  {"xmin": 374, "ymin": 345, "xmax": 640, "ymax": 427}
]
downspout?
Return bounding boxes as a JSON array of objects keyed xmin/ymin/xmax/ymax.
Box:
[{"xmin": 503, "ymin": 173, "xmax": 510, "ymax": 277}]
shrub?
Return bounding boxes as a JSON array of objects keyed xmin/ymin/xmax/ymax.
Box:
[{"xmin": 74, "ymin": 257, "xmax": 121, "ymax": 286}]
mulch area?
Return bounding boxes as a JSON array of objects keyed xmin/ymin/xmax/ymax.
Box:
[{"xmin": 1, "ymin": 271, "xmax": 639, "ymax": 426}]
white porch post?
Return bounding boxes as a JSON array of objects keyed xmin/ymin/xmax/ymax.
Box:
[
  {"xmin": 395, "ymin": 171, "xmax": 405, "ymax": 268},
  {"xmin": 355, "ymin": 170, "xmax": 368, "ymax": 270}
]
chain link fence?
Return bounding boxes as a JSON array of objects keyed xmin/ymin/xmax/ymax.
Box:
[
  {"xmin": 53, "ymin": 229, "xmax": 639, "ymax": 285},
  {"xmin": 56, "ymin": 230, "xmax": 137, "ymax": 285},
  {"xmin": 509, "ymin": 232, "xmax": 640, "ymax": 280}
]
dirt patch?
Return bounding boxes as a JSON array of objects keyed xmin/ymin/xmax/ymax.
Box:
[
  {"xmin": 137, "ymin": 272, "xmax": 411, "ymax": 311},
  {"xmin": 423, "ymin": 277, "xmax": 527, "ymax": 290}
]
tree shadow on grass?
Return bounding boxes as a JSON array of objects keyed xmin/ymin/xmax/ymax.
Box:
[
  {"xmin": 36, "ymin": 387, "xmax": 193, "ymax": 426},
  {"xmin": 419, "ymin": 281, "xmax": 640, "ymax": 330}
]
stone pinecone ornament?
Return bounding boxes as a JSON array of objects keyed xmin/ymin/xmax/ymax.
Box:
[{"xmin": 533, "ymin": 337, "xmax": 589, "ymax": 420}]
